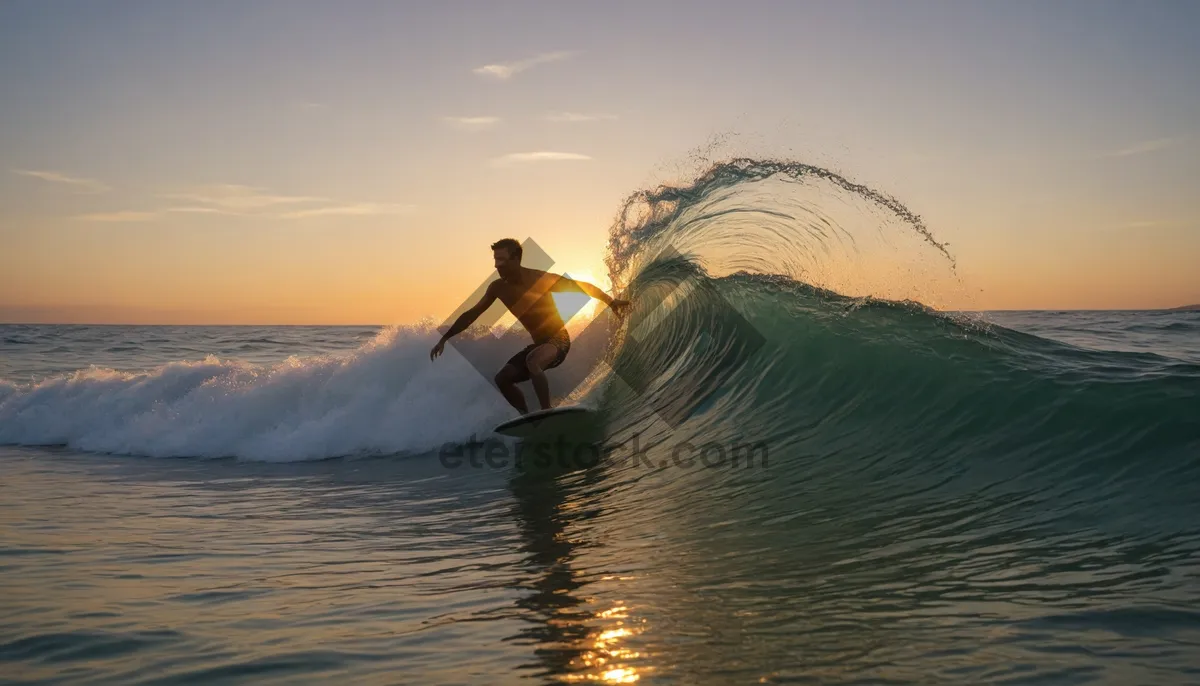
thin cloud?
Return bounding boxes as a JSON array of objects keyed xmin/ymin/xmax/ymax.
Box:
[
  {"xmin": 165, "ymin": 206, "xmax": 240, "ymax": 215},
  {"xmin": 74, "ymin": 211, "xmax": 157, "ymax": 222},
  {"xmin": 492, "ymin": 151, "xmax": 592, "ymax": 167},
  {"xmin": 13, "ymin": 169, "xmax": 109, "ymax": 193},
  {"xmin": 544, "ymin": 111, "xmax": 617, "ymax": 123},
  {"xmin": 162, "ymin": 184, "xmax": 327, "ymax": 212},
  {"xmin": 1120, "ymin": 219, "xmax": 1185, "ymax": 230},
  {"xmin": 1104, "ymin": 137, "xmax": 1183, "ymax": 158},
  {"xmin": 443, "ymin": 116, "xmax": 501, "ymax": 130},
  {"xmin": 152, "ymin": 183, "xmax": 415, "ymax": 221},
  {"xmin": 78, "ymin": 202, "xmax": 414, "ymax": 222},
  {"xmin": 473, "ymin": 51, "xmax": 575, "ymax": 80},
  {"xmin": 281, "ymin": 203, "xmax": 416, "ymax": 219}
]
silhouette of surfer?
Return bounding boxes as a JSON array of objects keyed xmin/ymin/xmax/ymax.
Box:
[{"xmin": 430, "ymin": 238, "xmax": 630, "ymax": 414}]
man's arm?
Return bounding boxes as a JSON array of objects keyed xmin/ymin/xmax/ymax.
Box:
[
  {"xmin": 550, "ymin": 274, "xmax": 630, "ymax": 314},
  {"xmin": 431, "ymin": 281, "xmax": 499, "ymax": 360},
  {"xmin": 551, "ymin": 275, "xmax": 614, "ymax": 305}
]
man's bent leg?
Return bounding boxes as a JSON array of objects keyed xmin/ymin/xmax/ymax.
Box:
[
  {"xmin": 524, "ymin": 344, "xmax": 561, "ymax": 411},
  {"xmin": 495, "ymin": 364, "xmax": 529, "ymax": 414}
]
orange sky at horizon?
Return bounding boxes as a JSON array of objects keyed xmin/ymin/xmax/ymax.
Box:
[{"xmin": 2, "ymin": 3, "xmax": 1197, "ymax": 324}]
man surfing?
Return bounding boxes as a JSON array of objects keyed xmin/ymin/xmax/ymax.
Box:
[{"xmin": 430, "ymin": 238, "xmax": 630, "ymax": 415}]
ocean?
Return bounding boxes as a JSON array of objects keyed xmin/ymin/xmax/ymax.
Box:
[{"xmin": 3, "ymin": 160, "xmax": 1199, "ymax": 684}]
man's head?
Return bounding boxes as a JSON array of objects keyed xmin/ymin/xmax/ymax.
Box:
[{"xmin": 491, "ymin": 238, "xmax": 522, "ymax": 276}]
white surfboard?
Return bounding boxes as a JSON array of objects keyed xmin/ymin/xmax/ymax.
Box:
[{"xmin": 493, "ymin": 405, "xmax": 597, "ymax": 438}]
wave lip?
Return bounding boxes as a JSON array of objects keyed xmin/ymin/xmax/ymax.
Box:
[{"xmin": 593, "ymin": 158, "xmax": 1199, "ymax": 511}]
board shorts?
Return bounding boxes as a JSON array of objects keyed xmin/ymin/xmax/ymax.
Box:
[{"xmin": 505, "ymin": 328, "xmax": 571, "ymax": 381}]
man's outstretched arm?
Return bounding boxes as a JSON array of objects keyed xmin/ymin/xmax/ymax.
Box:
[
  {"xmin": 551, "ymin": 275, "xmax": 630, "ymax": 314},
  {"xmin": 430, "ymin": 282, "xmax": 498, "ymax": 360}
]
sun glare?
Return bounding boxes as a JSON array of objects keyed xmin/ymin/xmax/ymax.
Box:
[{"xmin": 554, "ymin": 269, "xmax": 609, "ymax": 329}]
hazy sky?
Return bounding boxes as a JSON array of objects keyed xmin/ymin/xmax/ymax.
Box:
[{"xmin": 2, "ymin": 0, "xmax": 1198, "ymax": 323}]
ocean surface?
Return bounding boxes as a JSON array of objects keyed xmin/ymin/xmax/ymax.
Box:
[{"xmin": 3, "ymin": 160, "xmax": 1199, "ymax": 684}]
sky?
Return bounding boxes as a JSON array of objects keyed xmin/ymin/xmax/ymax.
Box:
[{"xmin": 1, "ymin": 0, "xmax": 1198, "ymax": 324}]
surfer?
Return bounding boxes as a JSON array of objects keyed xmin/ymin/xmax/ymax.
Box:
[{"xmin": 430, "ymin": 238, "xmax": 630, "ymax": 414}]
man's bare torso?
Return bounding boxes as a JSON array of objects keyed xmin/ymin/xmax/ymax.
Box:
[{"xmin": 493, "ymin": 267, "xmax": 566, "ymax": 343}]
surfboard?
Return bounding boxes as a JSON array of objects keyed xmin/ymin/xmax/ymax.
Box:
[{"xmin": 493, "ymin": 405, "xmax": 596, "ymax": 438}]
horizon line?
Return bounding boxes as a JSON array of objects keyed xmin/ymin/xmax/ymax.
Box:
[{"xmin": 1, "ymin": 305, "xmax": 1196, "ymax": 327}]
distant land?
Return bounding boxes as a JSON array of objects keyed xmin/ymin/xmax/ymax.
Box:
[{"xmin": 1167, "ymin": 304, "xmax": 1200, "ymax": 311}]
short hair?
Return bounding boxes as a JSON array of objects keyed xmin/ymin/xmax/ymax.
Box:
[{"xmin": 490, "ymin": 238, "xmax": 522, "ymax": 261}]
